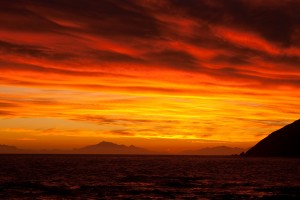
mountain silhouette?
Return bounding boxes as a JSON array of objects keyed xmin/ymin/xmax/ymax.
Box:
[
  {"xmin": 0, "ymin": 145, "xmax": 59, "ymax": 154},
  {"xmin": 180, "ymin": 146, "xmax": 244, "ymax": 155},
  {"xmin": 245, "ymin": 119, "xmax": 300, "ymax": 157},
  {"xmin": 0, "ymin": 142, "xmax": 153, "ymax": 154},
  {"xmin": 74, "ymin": 141, "xmax": 153, "ymax": 154},
  {"xmin": 0, "ymin": 144, "xmax": 22, "ymax": 154}
]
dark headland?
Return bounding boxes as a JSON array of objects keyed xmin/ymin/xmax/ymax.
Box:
[{"xmin": 244, "ymin": 119, "xmax": 300, "ymax": 157}]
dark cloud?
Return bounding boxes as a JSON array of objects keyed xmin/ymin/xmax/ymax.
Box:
[
  {"xmin": 0, "ymin": 0, "xmax": 300, "ymax": 91},
  {"xmin": 0, "ymin": 102, "xmax": 20, "ymax": 108},
  {"xmin": 20, "ymin": 0, "xmax": 161, "ymax": 38},
  {"xmin": 145, "ymin": 50, "xmax": 199, "ymax": 71},
  {"xmin": 211, "ymin": 54, "xmax": 250, "ymax": 65},
  {"xmin": 0, "ymin": 40, "xmax": 72, "ymax": 60},
  {"xmin": 108, "ymin": 130, "xmax": 135, "ymax": 136},
  {"xmin": 88, "ymin": 50, "xmax": 145, "ymax": 63},
  {"xmin": 224, "ymin": 0, "xmax": 296, "ymax": 47},
  {"xmin": 74, "ymin": 115, "xmax": 178, "ymax": 126},
  {"xmin": 0, "ymin": 110, "xmax": 15, "ymax": 116},
  {"xmin": 0, "ymin": 60, "xmax": 90, "ymax": 76},
  {"xmin": 255, "ymin": 54, "xmax": 300, "ymax": 71},
  {"xmin": 0, "ymin": 0, "xmax": 62, "ymax": 32},
  {"xmin": 171, "ymin": 0, "xmax": 300, "ymax": 47},
  {"xmin": 0, "ymin": 60, "xmax": 139, "ymax": 79}
]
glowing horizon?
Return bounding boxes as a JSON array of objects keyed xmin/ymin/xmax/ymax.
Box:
[{"xmin": 1, "ymin": 0, "xmax": 300, "ymax": 152}]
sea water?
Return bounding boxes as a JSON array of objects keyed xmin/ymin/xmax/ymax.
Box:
[{"xmin": 0, "ymin": 155, "xmax": 299, "ymax": 199}]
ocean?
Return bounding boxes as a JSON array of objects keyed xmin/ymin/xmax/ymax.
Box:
[{"xmin": 0, "ymin": 155, "xmax": 299, "ymax": 199}]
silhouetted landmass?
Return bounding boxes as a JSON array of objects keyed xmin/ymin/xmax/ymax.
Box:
[
  {"xmin": 0, "ymin": 145, "xmax": 70, "ymax": 154},
  {"xmin": 74, "ymin": 141, "xmax": 153, "ymax": 154},
  {"xmin": 0, "ymin": 141, "xmax": 154, "ymax": 154},
  {"xmin": 245, "ymin": 119, "xmax": 300, "ymax": 157},
  {"xmin": 180, "ymin": 146, "xmax": 244, "ymax": 155},
  {"xmin": 0, "ymin": 145, "xmax": 22, "ymax": 154},
  {"xmin": 0, "ymin": 142, "xmax": 245, "ymax": 155}
]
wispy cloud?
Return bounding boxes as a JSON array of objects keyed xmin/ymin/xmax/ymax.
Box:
[{"xmin": 0, "ymin": 0, "xmax": 300, "ymax": 149}]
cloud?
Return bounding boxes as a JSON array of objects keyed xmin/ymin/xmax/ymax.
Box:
[
  {"xmin": 0, "ymin": 110, "xmax": 15, "ymax": 116},
  {"xmin": 108, "ymin": 130, "xmax": 135, "ymax": 136},
  {"xmin": 16, "ymin": 138, "xmax": 37, "ymax": 141},
  {"xmin": 0, "ymin": 102, "xmax": 20, "ymax": 108},
  {"xmin": 0, "ymin": 0, "xmax": 300, "ymax": 90},
  {"xmin": 0, "ymin": 0, "xmax": 300, "ymax": 146},
  {"xmin": 170, "ymin": 0, "xmax": 299, "ymax": 46},
  {"xmin": 0, "ymin": 40, "xmax": 72, "ymax": 60}
]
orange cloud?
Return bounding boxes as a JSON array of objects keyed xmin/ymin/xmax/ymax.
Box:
[
  {"xmin": 0, "ymin": 0, "xmax": 299, "ymax": 151},
  {"xmin": 212, "ymin": 26, "xmax": 281, "ymax": 56}
]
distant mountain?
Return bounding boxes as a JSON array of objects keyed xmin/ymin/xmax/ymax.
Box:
[
  {"xmin": 0, "ymin": 141, "xmax": 154, "ymax": 154},
  {"xmin": 0, "ymin": 144, "xmax": 22, "ymax": 154},
  {"xmin": 245, "ymin": 119, "xmax": 300, "ymax": 157},
  {"xmin": 180, "ymin": 146, "xmax": 244, "ymax": 155},
  {"xmin": 74, "ymin": 141, "xmax": 153, "ymax": 154}
]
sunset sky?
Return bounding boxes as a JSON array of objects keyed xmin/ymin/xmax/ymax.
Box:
[{"xmin": 1, "ymin": 0, "xmax": 300, "ymax": 152}]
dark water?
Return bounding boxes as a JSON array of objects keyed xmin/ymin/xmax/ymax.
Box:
[{"xmin": 0, "ymin": 155, "xmax": 299, "ymax": 199}]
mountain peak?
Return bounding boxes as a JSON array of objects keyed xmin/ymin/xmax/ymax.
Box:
[
  {"xmin": 76, "ymin": 141, "xmax": 152, "ymax": 154},
  {"xmin": 97, "ymin": 141, "xmax": 118, "ymax": 146},
  {"xmin": 0, "ymin": 144, "xmax": 22, "ymax": 153}
]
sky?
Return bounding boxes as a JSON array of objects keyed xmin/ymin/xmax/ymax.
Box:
[{"xmin": 0, "ymin": 0, "xmax": 300, "ymax": 153}]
